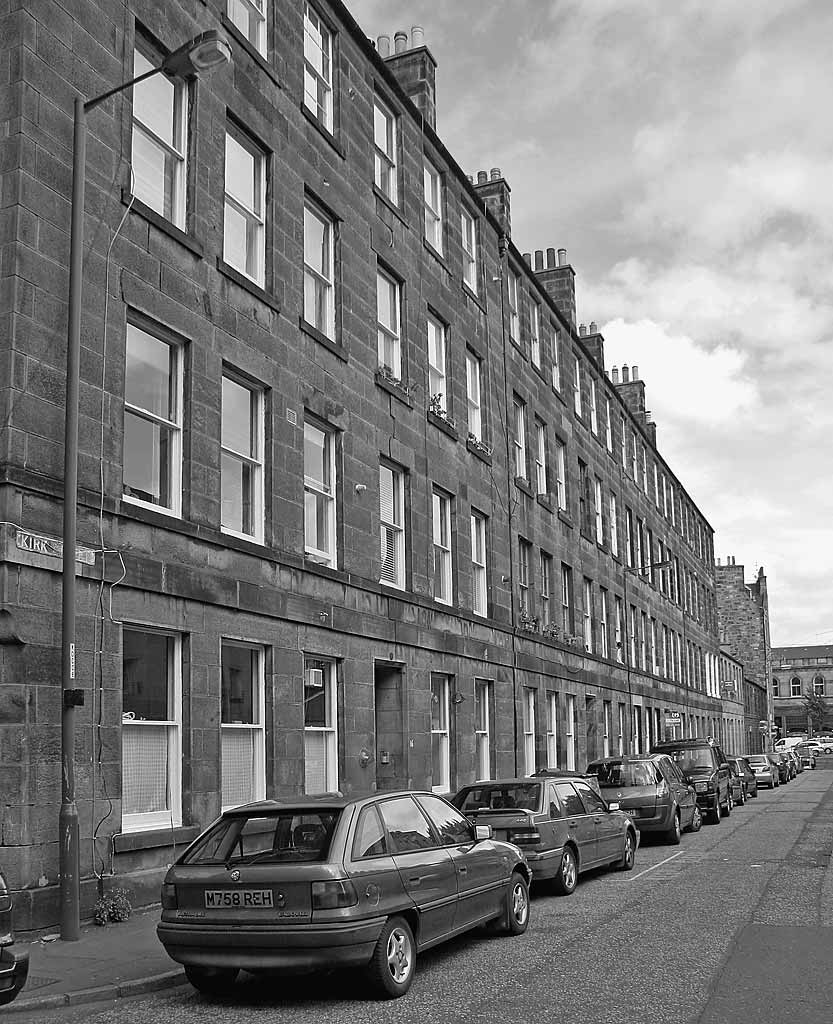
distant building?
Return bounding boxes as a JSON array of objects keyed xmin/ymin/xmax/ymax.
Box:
[{"xmin": 771, "ymin": 645, "xmax": 833, "ymax": 737}]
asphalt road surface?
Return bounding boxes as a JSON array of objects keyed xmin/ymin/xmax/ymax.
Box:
[{"xmin": 18, "ymin": 769, "xmax": 833, "ymax": 1024}]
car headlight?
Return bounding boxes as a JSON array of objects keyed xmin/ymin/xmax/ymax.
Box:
[{"xmin": 694, "ymin": 781, "xmax": 708, "ymax": 793}]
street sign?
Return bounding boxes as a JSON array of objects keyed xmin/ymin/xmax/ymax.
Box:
[{"xmin": 665, "ymin": 712, "xmax": 681, "ymax": 725}]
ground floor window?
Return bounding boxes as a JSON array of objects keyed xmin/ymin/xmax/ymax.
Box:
[
  {"xmin": 546, "ymin": 692, "xmax": 558, "ymax": 768},
  {"xmin": 565, "ymin": 694, "xmax": 576, "ymax": 770},
  {"xmin": 431, "ymin": 674, "xmax": 451, "ymax": 792},
  {"xmin": 221, "ymin": 641, "xmax": 266, "ymax": 809},
  {"xmin": 474, "ymin": 679, "xmax": 492, "ymax": 780},
  {"xmin": 523, "ymin": 688, "xmax": 536, "ymax": 774},
  {"xmin": 304, "ymin": 656, "xmax": 339, "ymax": 793}
]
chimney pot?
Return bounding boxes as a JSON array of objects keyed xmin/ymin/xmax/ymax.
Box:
[
  {"xmin": 477, "ymin": 170, "xmax": 488, "ymax": 184},
  {"xmin": 546, "ymin": 247, "xmax": 556, "ymax": 268},
  {"xmin": 410, "ymin": 25, "xmax": 424, "ymax": 47},
  {"xmin": 523, "ymin": 252, "xmax": 532, "ymax": 267},
  {"xmin": 534, "ymin": 249, "xmax": 544, "ymax": 270},
  {"xmin": 490, "ymin": 167, "xmax": 501, "ymax": 180},
  {"xmin": 579, "ymin": 324, "xmax": 587, "ymax": 337},
  {"xmin": 589, "ymin": 321, "xmax": 598, "ymax": 334},
  {"xmin": 622, "ymin": 364, "xmax": 630, "ymax": 383},
  {"xmin": 632, "ymin": 364, "xmax": 639, "ymax": 380},
  {"xmin": 377, "ymin": 34, "xmax": 391, "ymax": 57},
  {"xmin": 612, "ymin": 366, "xmax": 620, "ymax": 383},
  {"xmin": 394, "ymin": 29, "xmax": 408, "ymax": 53},
  {"xmin": 558, "ymin": 248, "xmax": 568, "ymax": 266},
  {"xmin": 467, "ymin": 174, "xmax": 474, "ymax": 184}
]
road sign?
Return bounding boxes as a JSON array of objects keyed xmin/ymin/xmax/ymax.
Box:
[{"xmin": 665, "ymin": 712, "xmax": 681, "ymax": 725}]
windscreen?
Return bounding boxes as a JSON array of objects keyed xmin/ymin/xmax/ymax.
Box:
[
  {"xmin": 590, "ymin": 761, "xmax": 659, "ymax": 788},
  {"xmin": 181, "ymin": 810, "xmax": 341, "ymax": 865},
  {"xmin": 454, "ymin": 783, "xmax": 542, "ymax": 813}
]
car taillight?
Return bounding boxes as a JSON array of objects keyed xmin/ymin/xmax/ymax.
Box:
[
  {"xmin": 161, "ymin": 883, "xmax": 178, "ymax": 910},
  {"xmin": 311, "ymin": 879, "xmax": 358, "ymax": 910},
  {"xmin": 508, "ymin": 828, "xmax": 541, "ymax": 846}
]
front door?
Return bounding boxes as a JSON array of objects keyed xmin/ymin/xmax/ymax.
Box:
[{"xmin": 374, "ymin": 663, "xmax": 406, "ymax": 792}]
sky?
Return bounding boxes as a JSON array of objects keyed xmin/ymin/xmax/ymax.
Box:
[{"xmin": 350, "ymin": 0, "xmax": 833, "ymax": 647}]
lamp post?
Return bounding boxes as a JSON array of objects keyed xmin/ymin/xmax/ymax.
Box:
[
  {"xmin": 59, "ymin": 29, "xmax": 231, "ymax": 941},
  {"xmin": 621, "ymin": 559, "xmax": 671, "ymax": 754}
]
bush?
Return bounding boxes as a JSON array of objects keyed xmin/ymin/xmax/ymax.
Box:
[{"xmin": 94, "ymin": 887, "xmax": 133, "ymax": 926}]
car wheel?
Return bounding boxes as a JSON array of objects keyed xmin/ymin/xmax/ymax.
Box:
[
  {"xmin": 500, "ymin": 871, "xmax": 530, "ymax": 935},
  {"xmin": 617, "ymin": 829, "xmax": 636, "ymax": 871},
  {"xmin": 665, "ymin": 810, "xmax": 682, "ymax": 845},
  {"xmin": 367, "ymin": 915, "xmax": 416, "ymax": 999},
  {"xmin": 184, "ymin": 966, "xmax": 239, "ymax": 996},
  {"xmin": 738, "ymin": 785, "xmax": 746, "ymax": 806},
  {"xmin": 724, "ymin": 791, "xmax": 732, "ymax": 815},
  {"xmin": 687, "ymin": 804, "xmax": 703, "ymax": 832},
  {"xmin": 552, "ymin": 846, "xmax": 578, "ymax": 896},
  {"xmin": 709, "ymin": 797, "xmax": 722, "ymax": 824}
]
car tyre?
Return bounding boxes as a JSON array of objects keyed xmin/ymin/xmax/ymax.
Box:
[
  {"xmin": 665, "ymin": 810, "xmax": 682, "ymax": 845},
  {"xmin": 367, "ymin": 916, "xmax": 416, "ymax": 999},
  {"xmin": 739, "ymin": 785, "xmax": 747, "ymax": 805},
  {"xmin": 552, "ymin": 846, "xmax": 578, "ymax": 896},
  {"xmin": 500, "ymin": 871, "xmax": 530, "ymax": 935},
  {"xmin": 184, "ymin": 966, "xmax": 239, "ymax": 996},
  {"xmin": 725, "ymin": 790, "xmax": 732, "ymax": 815},
  {"xmin": 686, "ymin": 804, "xmax": 702, "ymax": 832},
  {"xmin": 617, "ymin": 829, "xmax": 636, "ymax": 871},
  {"xmin": 709, "ymin": 797, "xmax": 722, "ymax": 824}
]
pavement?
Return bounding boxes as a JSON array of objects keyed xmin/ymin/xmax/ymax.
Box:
[{"xmin": 6, "ymin": 906, "xmax": 186, "ymax": 1014}]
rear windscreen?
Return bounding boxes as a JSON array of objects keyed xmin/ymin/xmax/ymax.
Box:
[
  {"xmin": 181, "ymin": 810, "xmax": 341, "ymax": 865},
  {"xmin": 454, "ymin": 783, "xmax": 542, "ymax": 813},
  {"xmin": 590, "ymin": 761, "xmax": 659, "ymax": 787}
]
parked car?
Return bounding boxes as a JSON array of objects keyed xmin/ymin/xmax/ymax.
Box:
[
  {"xmin": 728, "ymin": 756, "xmax": 758, "ymax": 799},
  {"xmin": 0, "ymin": 868, "xmax": 29, "ymax": 1007},
  {"xmin": 650, "ymin": 737, "xmax": 732, "ymax": 824},
  {"xmin": 530, "ymin": 767, "xmax": 602, "ymax": 796},
  {"xmin": 774, "ymin": 737, "xmax": 806, "ymax": 754},
  {"xmin": 768, "ymin": 751, "xmax": 790, "ymax": 784},
  {"xmin": 813, "ymin": 737, "xmax": 833, "ymax": 755},
  {"xmin": 745, "ymin": 753, "xmax": 778, "ymax": 788},
  {"xmin": 726, "ymin": 758, "xmax": 748, "ymax": 806},
  {"xmin": 585, "ymin": 754, "xmax": 700, "ymax": 843},
  {"xmin": 795, "ymin": 742, "xmax": 818, "ymax": 770},
  {"xmin": 451, "ymin": 774, "xmax": 638, "ymax": 896},
  {"xmin": 784, "ymin": 749, "xmax": 802, "ymax": 776},
  {"xmin": 158, "ymin": 792, "xmax": 531, "ymax": 999}
]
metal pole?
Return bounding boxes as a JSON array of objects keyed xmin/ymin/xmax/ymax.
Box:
[{"xmin": 59, "ymin": 95, "xmax": 86, "ymax": 942}]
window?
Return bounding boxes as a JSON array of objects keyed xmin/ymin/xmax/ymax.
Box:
[
  {"xmin": 642, "ymin": 445, "xmax": 648, "ymax": 493},
  {"xmin": 772, "ymin": 676, "xmax": 780, "ymax": 697},
  {"xmin": 579, "ymin": 460, "xmax": 590, "ymax": 535},
  {"xmin": 662, "ymin": 625, "xmax": 670, "ymax": 677},
  {"xmin": 470, "ymin": 511, "xmax": 488, "ymax": 615},
  {"xmin": 461, "ymin": 209, "xmax": 478, "ymax": 292},
  {"xmin": 431, "ymin": 675, "xmax": 450, "ymax": 792},
  {"xmin": 791, "ymin": 676, "xmax": 801, "ymax": 697},
  {"xmin": 629, "ymin": 605, "xmax": 638, "ymax": 666},
  {"xmin": 518, "ymin": 539, "xmax": 531, "ymax": 617},
  {"xmin": 427, "ymin": 314, "xmax": 448, "ymax": 415},
  {"xmin": 600, "ymin": 587, "xmax": 610, "ymax": 658},
  {"xmin": 552, "ymin": 330, "xmax": 561, "ymax": 391},
  {"xmin": 594, "ymin": 476, "xmax": 604, "ymax": 544},
  {"xmin": 303, "ymin": 4, "xmax": 333, "ymax": 131},
  {"xmin": 304, "ymin": 417, "xmax": 337, "ymax": 566},
  {"xmin": 466, "ymin": 350, "xmax": 483, "ymax": 441},
  {"xmin": 221, "ymin": 372, "xmax": 264, "ymax": 541},
  {"xmin": 423, "ymin": 158, "xmax": 443, "ymax": 253},
  {"xmin": 432, "ymin": 489, "xmax": 453, "ymax": 604},
  {"xmin": 651, "ymin": 618, "xmax": 659, "ymax": 674},
  {"xmin": 617, "ymin": 703, "xmax": 626, "ymax": 755},
  {"xmin": 620, "ymin": 415, "xmax": 627, "ymax": 469},
  {"xmin": 614, "ymin": 595, "xmax": 625, "ymax": 664},
  {"xmin": 589, "ymin": 377, "xmax": 599, "ymax": 434},
  {"xmin": 583, "ymin": 578, "xmax": 594, "ymax": 653},
  {"xmin": 123, "ymin": 322, "xmax": 182, "ymax": 515},
  {"xmin": 605, "ymin": 397, "xmax": 613, "ymax": 452},
  {"xmin": 654, "ymin": 463, "xmax": 660, "ymax": 507},
  {"xmin": 546, "ymin": 692, "xmax": 558, "ymax": 768},
  {"xmin": 228, "ymin": 0, "xmax": 266, "ymax": 55},
  {"xmin": 635, "ymin": 517, "xmax": 645, "ymax": 572},
  {"xmin": 814, "ymin": 675, "xmax": 825, "ymax": 696},
  {"xmin": 530, "ymin": 301, "xmax": 541, "ymax": 368},
  {"xmin": 565, "ymin": 695, "xmax": 576, "ymax": 770},
  {"xmin": 540, "ymin": 552, "xmax": 553, "ymax": 629},
  {"xmin": 131, "ymin": 44, "xmax": 187, "ymax": 228},
  {"xmin": 303, "ymin": 200, "xmax": 335, "ymax": 339},
  {"xmin": 379, "ymin": 796, "xmax": 434, "ymax": 852},
  {"xmin": 474, "ymin": 680, "xmax": 492, "ymax": 780},
  {"xmin": 376, "ymin": 268, "xmax": 402, "ymax": 380},
  {"xmin": 224, "ymin": 127, "xmax": 265, "ymax": 285},
  {"xmin": 640, "ymin": 610, "xmax": 648, "ymax": 669},
  {"xmin": 380, "ymin": 462, "xmax": 405, "ymax": 588},
  {"xmin": 221, "ymin": 642, "xmax": 266, "ymax": 808},
  {"xmin": 561, "ymin": 563, "xmax": 574, "ymax": 636},
  {"xmin": 121, "ymin": 628, "xmax": 181, "ymax": 831},
  {"xmin": 555, "ymin": 439, "xmax": 567, "ymax": 511},
  {"xmin": 535, "ymin": 419, "xmax": 548, "ymax": 495},
  {"xmin": 507, "ymin": 270, "xmax": 520, "ymax": 344},
  {"xmin": 631, "ymin": 430, "xmax": 639, "ymax": 480},
  {"xmin": 603, "ymin": 701, "xmax": 611, "ymax": 757},
  {"xmin": 302, "ymin": 656, "xmax": 337, "ymax": 792},
  {"xmin": 523, "ymin": 688, "xmax": 536, "ymax": 774},
  {"xmin": 573, "ymin": 357, "xmax": 582, "ymax": 416},
  {"xmin": 373, "ymin": 96, "xmax": 397, "ymax": 202},
  {"xmin": 662, "ymin": 473, "xmax": 669, "ymax": 517},
  {"xmin": 609, "ymin": 492, "xmax": 619, "ymax": 557},
  {"xmin": 625, "ymin": 507, "xmax": 635, "ymax": 567},
  {"xmin": 512, "ymin": 396, "xmax": 527, "ymax": 479}
]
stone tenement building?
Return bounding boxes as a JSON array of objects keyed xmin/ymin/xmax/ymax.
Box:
[
  {"xmin": 1, "ymin": 0, "xmax": 722, "ymax": 929},
  {"xmin": 771, "ymin": 645, "xmax": 833, "ymax": 737},
  {"xmin": 715, "ymin": 558, "xmax": 771, "ymax": 750}
]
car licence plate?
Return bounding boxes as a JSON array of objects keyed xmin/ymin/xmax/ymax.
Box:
[{"xmin": 205, "ymin": 889, "xmax": 274, "ymax": 909}]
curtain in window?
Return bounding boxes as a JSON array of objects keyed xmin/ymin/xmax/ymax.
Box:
[
  {"xmin": 222, "ymin": 728, "xmax": 255, "ymax": 808},
  {"xmin": 123, "ymin": 725, "xmax": 169, "ymax": 814}
]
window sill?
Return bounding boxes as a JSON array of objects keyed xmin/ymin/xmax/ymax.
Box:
[
  {"xmin": 221, "ymin": 13, "xmax": 282, "ymax": 88},
  {"xmin": 514, "ymin": 476, "xmax": 533, "ymax": 497},
  {"xmin": 466, "ymin": 436, "xmax": 492, "ymax": 465},
  {"xmin": 121, "ymin": 190, "xmax": 204, "ymax": 259},
  {"xmin": 216, "ymin": 257, "xmax": 281, "ymax": 313},
  {"xmin": 509, "ymin": 336, "xmax": 527, "ymax": 360},
  {"xmin": 422, "ymin": 237, "xmax": 452, "ymax": 274},
  {"xmin": 299, "ymin": 317, "xmax": 347, "ymax": 361},
  {"xmin": 373, "ymin": 185, "xmax": 409, "ymax": 228},
  {"xmin": 536, "ymin": 493, "xmax": 554, "ymax": 513},
  {"xmin": 375, "ymin": 370, "xmax": 413, "ymax": 407},
  {"xmin": 557, "ymin": 509, "xmax": 574, "ymax": 529},
  {"xmin": 461, "ymin": 281, "xmax": 486, "ymax": 313},
  {"xmin": 114, "ymin": 824, "xmax": 200, "ymax": 854},
  {"xmin": 532, "ymin": 363, "xmax": 547, "ymax": 384},
  {"xmin": 427, "ymin": 409, "xmax": 458, "ymax": 440},
  {"xmin": 300, "ymin": 104, "xmax": 346, "ymax": 159}
]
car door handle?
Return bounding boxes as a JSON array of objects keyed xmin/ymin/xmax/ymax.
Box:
[
  {"xmin": 458, "ymin": 866, "xmax": 468, "ymax": 876},
  {"xmin": 568, "ymin": 820, "xmax": 579, "ymax": 827},
  {"xmin": 408, "ymin": 876, "xmax": 422, "ymax": 887}
]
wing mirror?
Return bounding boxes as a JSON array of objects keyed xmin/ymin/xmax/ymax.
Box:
[
  {"xmin": 607, "ymin": 801, "xmax": 620, "ymax": 812},
  {"xmin": 473, "ymin": 823, "xmax": 493, "ymax": 841}
]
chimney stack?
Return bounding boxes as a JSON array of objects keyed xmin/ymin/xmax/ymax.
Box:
[
  {"xmin": 533, "ymin": 245, "xmax": 576, "ymax": 326},
  {"xmin": 383, "ymin": 26, "xmax": 438, "ymax": 129},
  {"xmin": 472, "ymin": 167, "xmax": 511, "ymax": 240},
  {"xmin": 582, "ymin": 320, "xmax": 605, "ymax": 369}
]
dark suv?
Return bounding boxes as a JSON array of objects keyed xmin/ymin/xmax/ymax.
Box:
[
  {"xmin": 650, "ymin": 738, "xmax": 732, "ymax": 825},
  {"xmin": 0, "ymin": 868, "xmax": 28, "ymax": 1006}
]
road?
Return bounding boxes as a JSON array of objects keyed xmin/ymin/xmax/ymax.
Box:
[{"xmin": 15, "ymin": 769, "xmax": 833, "ymax": 1024}]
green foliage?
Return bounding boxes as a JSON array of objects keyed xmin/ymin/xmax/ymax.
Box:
[
  {"xmin": 93, "ymin": 887, "xmax": 133, "ymax": 926},
  {"xmin": 802, "ymin": 687, "xmax": 827, "ymax": 732}
]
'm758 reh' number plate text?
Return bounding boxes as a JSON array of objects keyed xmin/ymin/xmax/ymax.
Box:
[{"xmin": 205, "ymin": 889, "xmax": 274, "ymax": 908}]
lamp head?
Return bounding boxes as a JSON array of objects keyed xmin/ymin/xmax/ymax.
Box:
[{"xmin": 162, "ymin": 29, "xmax": 232, "ymax": 79}]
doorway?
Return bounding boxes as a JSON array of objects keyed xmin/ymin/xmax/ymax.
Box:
[{"xmin": 373, "ymin": 662, "xmax": 405, "ymax": 791}]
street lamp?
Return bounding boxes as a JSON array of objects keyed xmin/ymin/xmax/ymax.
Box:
[
  {"xmin": 59, "ymin": 29, "xmax": 231, "ymax": 942},
  {"xmin": 621, "ymin": 560, "xmax": 672, "ymax": 753}
]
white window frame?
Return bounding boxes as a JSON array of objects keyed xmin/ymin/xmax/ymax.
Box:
[
  {"xmin": 565, "ymin": 695, "xmax": 576, "ymax": 770},
  {"xmin": 423, "ymin": 157, "xmax": 443, "ymax": 253},
  {"xmin": 791, "ymin": 676, "xmax": 801, "ymax": 697},
  {"xmin": 432, "ymin": 489, "xmax": 453, "ymax": 605},
  {"xmin": 573, "ymin": 357, "xmax": 582, "ymax": 417},
  {"xmin": 304, "ymin": 417, "xmax": 337, "ymax": 567},
  {"xmin": 121, "ymin": 626, "xmax": 182, "ymax": 832},
  {"xmin": 630, "ymin": 605, "xmax": 639, "ymax": 667},
  {"xmin": 583, "ymin": 578, "xmax": 593, "ymax": 653},
  {"xmin": 227, "ymin": 0, "xmax": 267, "ymax": 56},
  {"xmin": 131, "ymin": 45, "xmax": 187, "ymax": 229},
  {"xmin": 303, "ymin": 198, "xmax": 335, "ymax": 339},
  {"xmin": 594, "ymin": 476, "xmax": 604, "ymax": 544},
  {"xmin": 224, "ymin": 127, "xmax": 266, "ymax": 286},
  {"xmin": 461, "ymin": 208, "xmax": 478, "ymax": 292},
  {"xmin": 552, "ymin": 330, "xmax": 561, "ymax": 391},
  {"xmin": 641, "ymin": 444, "xmax": 648, "ymax": 493},
  {"xmin": 523, "ymin": 688, "xmax": 536, "ymax": 775},
  {"xmin": 605, "ymin": 396, "xmax": 613, "ymax": 451},
  {"xmin": 518, "ymin": 539, "xmax": 531, "ymax": 617},
  {"xmin": 555, "ymin": 439, "xmax": 567, "ymax": 510},
  {"xmin": 427, "ymin": 313, "xmax": 448, "ymax": 415},
  {"xmin": 304, "ymin": 656, "xmax": 339, "ymax": 793},
  {"xmin": 373, "ymin": 95, "xmax": 397, "ymax": 202},
  {"xmin": 221, "ymin": 640, "xmax": 266, "ymax": 810},
  {"xmin": 471, "ymin": 510, "xmax": 487, "ymax": 616},
  {"xmin": 620, "ymin": 415, "xmax": 627, "ymax": 469},
  {"xmin": 617, "ymin": 703, "xmax": 625, "ymax": 755},
  {"xmin": 546, "ymin": 692, "xmax": 558, "ymax": 768},
  {"xmin": 603, "ymin": 701, "xmax": 611, "ymax": 757},
  {"xmin": 589, "ymin": 377, "xmax": 599, "ymax": 434},
  {"xmin": 376, "ymin": 268, "xmax": 402, "ymax": 380},
  {"xmin": 540, "ymin": 551, "xmax": 552, "ymax": 628},
  {"xmin": 600, "ymin": 588, "xmax": 610, "ymax": 658},
  {"xmin": 475, "ymin": 680, "xmax": 492, "ymax": 780},
  {"xmin": 631, "ymin": 430, "xmax": 639, "ymax": 481},
  {"xmin": 466, "ymin": 349, "xmax": 483, "ymax": 441},
  {"xmin": 221, "ymin": 371, "xmax": 264, "ymax": 542},
  {"xmin": 561, "ymin": 563, "xmax": 573, "ymax": 636},
  {"xmin": 609, "ymin": 492, "xmax": 619, "ymax": 557},
  {"xmin": 530, "ymin": 301, "xmax": 541, "ymax": 367},
  {"xmin": 615, "ymin": 595, "xmax": 625, "ymax": 664},
  {"xmin": 513, "ymin": 397, "xmax": 527, "ymax": 479},
  {"xmin": 640, "ymin": 610, "xmax": 648, "ymax": 670},
  {"xmin": 535, "ymin": 420, "xmax": 548, "ymax": 495},
  {"xmin": 380, "ymin": 461, "xmax": 405, "ymax": 588},
  {"xmin": 122, "ymin": 322, "xmax": 183, "ymax": 517},
  {"xmin": 431, "ymin": 675, "xmax": 451, "ymax": 792},
  {"xmin": 651, "ymin": 618, "xmax": 659, "ymax": 674},
  {"xmin": 303, "ymin": 3, "xmax": 333, "ymax": 131},
  {"xmin": 508, "ymin": 270, "xmax": 520, "ymax": 343}
]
